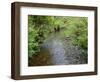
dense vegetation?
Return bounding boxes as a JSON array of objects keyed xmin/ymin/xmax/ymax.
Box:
[{"xmin": 28, "ymin": 15, "xmax": 88, "ymax": 62}]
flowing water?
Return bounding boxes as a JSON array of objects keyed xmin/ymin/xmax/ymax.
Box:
[
  {"xmin": 29, "ymin": 30, "xmax": 87, "ymax": 66},
  {"xmin": 40, "ymin": 31, "xmax": 87, "ymax": 65}
]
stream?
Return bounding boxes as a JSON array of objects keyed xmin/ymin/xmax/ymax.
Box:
[
  {"xmin": 29, "ymin": 30, "xmax": 87, "ymax": 66},
  {"xmin": 41, "ymin": 30, "xmax": 86, "ymax": 65}
]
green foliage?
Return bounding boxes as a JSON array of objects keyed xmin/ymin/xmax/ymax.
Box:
[
  {"xmin": 28, "ymin": 15, "xmax": 52, "ymax": 57},
  {"xmin": 63, "ymin": 17, "xmax": 88, "ymax": 50},
  {"xmin": 28, "ymin": 15, "xmax": 88, "ymax": 58}
]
